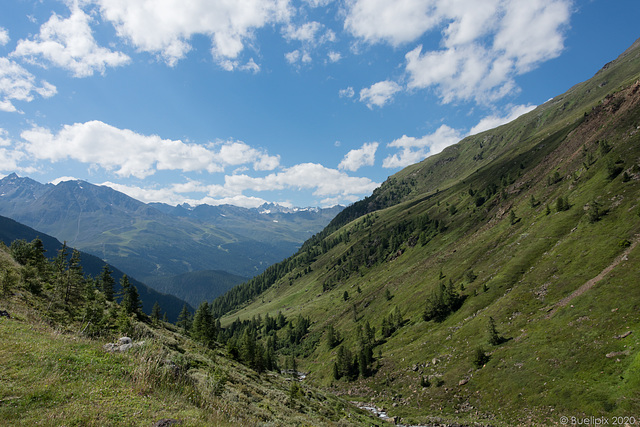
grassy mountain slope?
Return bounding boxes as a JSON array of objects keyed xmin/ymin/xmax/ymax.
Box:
[
  {"xmin": 0, "ymin": 246, "xmax": 381, "ymax": 426},
  {"xmin": 0, "ymin": 215, "xmax": 190, "ymax": 322},
  {"xmin": 215, "ymin": 39, "xmax": 640, "ymax": 425}
]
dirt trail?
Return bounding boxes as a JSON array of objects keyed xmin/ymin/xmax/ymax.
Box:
[{"xmin": 546, "ymin": 234, "xmax": 639, "ymax": 319}]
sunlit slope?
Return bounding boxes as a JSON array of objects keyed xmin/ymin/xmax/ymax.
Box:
[{"xmin": 216, "ymin": 39, "xmax": 640, "ymax": 425}]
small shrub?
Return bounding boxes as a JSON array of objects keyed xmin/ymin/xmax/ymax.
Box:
[{"xmin": 473, "ymin": 347, "xmax": 490, "ymax": 369}]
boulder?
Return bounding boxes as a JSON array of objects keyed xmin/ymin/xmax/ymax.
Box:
[{"xmin": 103, "ymin": 337, "xmax": 144, "ymax": 352}]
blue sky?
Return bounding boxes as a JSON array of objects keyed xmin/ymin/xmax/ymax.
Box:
[{"xmin": 0, "ymin": 0, "xmax": 638, "ymax": 208}]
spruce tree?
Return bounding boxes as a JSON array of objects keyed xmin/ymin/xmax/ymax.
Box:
[
  {"xmin": 191, "ymin": 301, "xmax": 214, "ymax": 346},
  {"xmin": 99, "ymin": 264, "xmax": 115, "ymax": 302},
  {"xmin": 177, "ymin": 304, "xmax": 192, "ymax": 332},
  {"xmin": 151, "ymin": 301, "xmax": 161, "ymax": 321},
  {"xmin": 488, "ymin": 316, "xmax": 504, "ymax": 346}
]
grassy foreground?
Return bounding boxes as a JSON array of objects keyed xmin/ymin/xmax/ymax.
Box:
[{"xmin": 0, "ymin": 247, "xmax": 382, "ymax": 426}]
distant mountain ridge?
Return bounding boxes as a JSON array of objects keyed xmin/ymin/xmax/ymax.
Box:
[{"xmin": 0, "ymin": 174, "xmax": 343, "ymax": 305}]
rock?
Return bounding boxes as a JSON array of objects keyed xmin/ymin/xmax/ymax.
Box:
[
  {"xmin": 606, "ymin": 350, "xmax": 630, "ymax": 358},
  {"xmin": 118, "ymin": 337, "xmax": 132, "ymax": 345},
  {"xmin": 614, "ymin": 331, "xmax": 633, "ymax": 339},
  {"xmin": 458, "ymin": 379, "xmax": 469, "ymax": 386},
  {"xmin": 103, "ymin": 337, "xmax": 144, "ymax": 352}
]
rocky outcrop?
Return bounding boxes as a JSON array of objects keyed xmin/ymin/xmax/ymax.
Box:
[{"xmin": 103, "ymin": 337, "xmax": 144, "ymax": 352}]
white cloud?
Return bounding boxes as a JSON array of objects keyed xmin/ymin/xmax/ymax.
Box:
[
  {"xmin": 0, "ymin": 57, "xmax": 57, "ymax": 112},
  {"xmin": 327, "ymin": 51, "xmax": 341, "ymax": 62},
  {"xmin": 339, "ymin": 86, "xmax": 354, "ymax": 98},
  {"xmin": 493, "ymin": 0, "xmax": 571, "ymax": 72},
  {"xmin": 359, "ymin": 80, "xmax": 402, "ymax": 108},
  {"xmin": 469, "ymin": 104, "xmax": 536, "ymax": 135},
  {"xmin": 0, "ymin": 148, "xmax": 28, "ymax": 173},
  {"xmin": 338, "ymin": 142, "xmax": 378, "ymax": 171},
  {"xmin": 94, "ymin": 0, "xmax": 292, "ymax": 67},
  {"xmin": 0, "ymin": 27, "xmax": 9, "ymax": 46},
  {"xmin": 224, "ymin": 163, "xmax": 379, "ymax": 198},
  {"xmin": 345, "ymin": 0, "xmax": 571, "ymax": 105},
  {"xmin": 12, "ymin": 5, "xmax": 130, "ymax": 77},
  {"xmin": 283, "ymin": 21, "xmax": 323, "ymax": 43},
  {"xmin": 100, "ymin": 162, "xmax": 379, "ymax": 208},
  {"xmin": 344, "ymin": 0, "xmax": 441, "ymax": 46},
  {"xmin": 285, "ymin": 49, "xmax": 311, "ymax": 65},
  {"xmin": 383, "ymin": 125, "xmax": 462, "ymax": 168},
  {"xmin": 19, "ymin": 121, "xmax": 280, "ymax": 179}
]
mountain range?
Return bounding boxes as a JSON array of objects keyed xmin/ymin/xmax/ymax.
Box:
[{"xmin": 0, "ymin": 174, "xmax": 342, "ymax": 304}]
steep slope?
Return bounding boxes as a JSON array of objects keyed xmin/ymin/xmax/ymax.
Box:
[
  {"xmin": 213, "ymin": 39, "xmax": 640, "ymax": 425},
  {"xmin": 0, "ymin": 215, "xmax": 191, "ymax": 322}
]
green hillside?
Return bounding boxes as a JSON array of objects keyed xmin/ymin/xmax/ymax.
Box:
[
  {"xmin": 0, "ymin": 242, "xmax": 381, "ymax": 426},
  {"xmin": 212, "ymin": 39, "xmax": 640, "ymax": 425}
]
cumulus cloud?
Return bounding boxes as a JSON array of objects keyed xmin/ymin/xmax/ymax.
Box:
[
  {"xmin": 101, "ymin": 162, "xmax": 379, "ymax": 208},
  {"xmin": 338, "ymin": 142, "xmax": 378, "ymax": 171},
  {"xmin": 224, "ymin": 163, "xmax": 379, "ymax": 197},
  {"xmin": 469, "ymin": 104, "xmax": 537, "ymax": 135},
  {"xmin": 345, "ymin": 0, "xmax": 571, "ymax": 104},
  {"xmin": 0, "ymin": 58, "xmax": 57, "ymax": 112},
  {"xmin": 344, "ymin": 0, "xmax": 441, "ymax": 46},
  {"xmin": 12, "ymin": 5, "xmax": 130, "ymax": 77},
  {"xmin": 383, "ymin": 125, "xmax": 462, "ymax": 168},
  {"xmin": 359, "ymin": 80, "xmax": 402, "ymax": 108},
  {"xmin": 94, "ymin": 0, "xmax": 292, "ymax": 67},
  {"xmin": 19, "ymin": 120, "xmax": 280, "ymax": 179},
  {"xmin": 0, "ymin": 27, "xmax": 9, "ymax": 46}
]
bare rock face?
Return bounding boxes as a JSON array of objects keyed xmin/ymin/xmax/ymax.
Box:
[{"xmin": 103, "ymin": 336, "xmax": 144, "ymax": 352}]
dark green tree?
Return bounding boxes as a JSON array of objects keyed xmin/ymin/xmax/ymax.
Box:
[
  {"xmin": 191, "ymin": 301, "xmax": 215, "ymax": 347},
  {"xmin": 98, "ymin": 264, "xmax": 115, "ymax": 302},
  {"xmin": 177, "ymin": 303, "xmax": 192, "ymax": 332},
  {"xmin": 487, "ymin": 316, "xmax": 505, "ymax": 346},
  {"xmin": 151, "ymin": 301, "xmax": 161, "ymax": 321}
]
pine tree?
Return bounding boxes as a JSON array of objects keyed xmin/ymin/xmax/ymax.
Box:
[
  {"xmin": 65, "ymin": 249, "xmax": 84, "ymax": 305},
  {"xmin": 151, "ymin": 301, "xmax": 161, "ymax": 321},
  {"xmin": 488, "ymin": 316, "xmax": 504, "ymax": 346},
  {"xmin": 177, "ymin": 304, "xmax": 192, "ymax": 332},
  {"xmin": 98, "ymin": 264, "xmax": 115, "ymax": 302},
  {"xmin": 119, "ymin": 275, "xmax": 141, "ymax": 316},
  {"xmin": 191, "ymin": 301, "xmax": 215, "ymax": 347},
  {"xmin": 53, "ymin": 242, "xmax": 69, "ymax": 301}
]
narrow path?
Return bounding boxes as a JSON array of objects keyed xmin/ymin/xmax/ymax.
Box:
[{"xmin": 546, "ymin": 234, "xmax": 639, "ymax": 319}]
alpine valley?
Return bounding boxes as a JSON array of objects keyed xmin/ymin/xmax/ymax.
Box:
[{"xmin": 2, "ymin": 39, "xmax": 640, "ymax": 426}]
